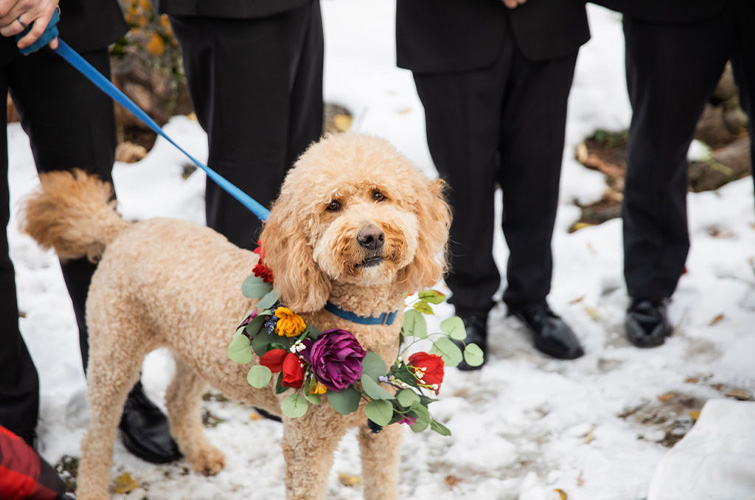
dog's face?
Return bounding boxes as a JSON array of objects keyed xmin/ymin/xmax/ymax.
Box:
[{"xmin": 260, "ymin": 134, "xmax": 451, "ymax": 313}]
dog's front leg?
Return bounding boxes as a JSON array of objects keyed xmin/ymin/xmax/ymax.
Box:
[
  {"xmin": 358, "ymin": 423, "xmax": 402, "ymax": 500},
  {"xmin": 281, "ymin": 416, "xmax": 346, "ymax": 500}
]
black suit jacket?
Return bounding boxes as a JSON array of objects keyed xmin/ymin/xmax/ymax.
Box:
[
  {"xmin": 396, "ymin": 0, "xmax": 590, "ymax": 73},
  {"xmin": 154, "ymin": 0, "xmax": 308, "ymax": 18},
  {"xmin": 0, "ymin": 0, "xmax": 126, "ymax": 63},
  {"xmin": 590, "ymin": 0, "xmax": 728, "ymax": 23}
]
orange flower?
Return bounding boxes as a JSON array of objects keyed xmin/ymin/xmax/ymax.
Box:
[
  {"xmin": 146, "ymin": 33, "xmax": 165, "ymax": 56},
  {"xmin": 274, "ymin": 307, "xmax": 307, "ymax": 338}
]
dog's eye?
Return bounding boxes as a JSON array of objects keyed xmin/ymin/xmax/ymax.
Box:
[
  {"xmin": 372, "ymin": 190, "xmax": 386, "ymax": 202},
  {"xmin": 326, "ymin": 200, "xmax": 341, "ymax": 212}
]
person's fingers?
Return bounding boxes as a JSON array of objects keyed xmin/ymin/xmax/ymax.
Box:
[
  {"xmin": 47, "ymin": 35, "xmax": 57, "ymax": 50},
  {"xmin": 16, "ymin": 10, "xmax": 51, "ymax": 48},
  {"xmin": 0, "ymin": 16, "xmax": 25, "ymax": 37}
]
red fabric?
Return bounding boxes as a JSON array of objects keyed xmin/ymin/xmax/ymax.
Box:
[{"xmin": 0, "ymin": 426, "xmax": 59, "ymax": 500}]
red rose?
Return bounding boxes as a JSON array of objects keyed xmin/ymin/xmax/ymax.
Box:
[
  {"xmin": 408, "ymin": 352, "xmax": 445, "ymax": 394},
  {"xmin": 259, "ymin": 349, "xmax": 287, "ymax": 372},
  {"xmin": 281, "ymin": 352, "xmax": 305, "ymax": 389}
]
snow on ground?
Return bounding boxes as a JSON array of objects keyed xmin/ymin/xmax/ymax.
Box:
[{"xmin": 8, "ymin": 2, "xmax": 755, "ymax": 499}]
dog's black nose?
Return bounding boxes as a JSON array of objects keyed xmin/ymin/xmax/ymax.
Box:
[{"xmin": 357, "ymin": 224, "xmax": 385, "ymax": 251}]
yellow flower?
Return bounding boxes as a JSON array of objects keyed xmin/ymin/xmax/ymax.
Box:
[
  {"xmin": 274, "ymin": 307, "xmax": 307, "ymax": 338},
  {"xmin": 146, "ymin": 33, "xmax": 165, "ymax": 56},
  {"xmin": 311, "ymin": 382, "xmax": 327, "ymax": 395}
]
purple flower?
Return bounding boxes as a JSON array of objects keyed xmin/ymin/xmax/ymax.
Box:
[{"xmin": 305, "ymin": 329, "xmax": 366, "ymax": 391}]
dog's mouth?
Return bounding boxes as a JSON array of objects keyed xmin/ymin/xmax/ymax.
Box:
[{"xmin": 358, "ymin": 256, "xmax": 384, "ymax": 268}]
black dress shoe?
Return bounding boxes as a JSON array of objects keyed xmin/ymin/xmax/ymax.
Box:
[
  {"xmin": 507, "ymin": 302, "xmax": 584, "ymax": 360},
  {"xmin": 625, "ymin": 298, "xmax": 672, "ymax": 348},
  {"xmin": 119, "ymin": 382, "xmax": 182, "ymax": 464},
  {"xmin": 453, "ymin": 314, "xmax": 488, "ymax": 371}
]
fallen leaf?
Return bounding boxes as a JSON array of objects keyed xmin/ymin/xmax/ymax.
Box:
[
  {"xmin": 685, "ymin": 377, "xmax": 699, "ymax": 384},
  {"xmin": 333, "ymin": 114, "xmax": 353, "ymax": 132},
  {"xmin": 709, "ymin": 313, "xmax": 724, "ymax": 326},
  {"xmin": 725, "ymin": 389, "xmax": 752, "ymax": 401},
  {"xmin": 583, "ymin": 428, "xmax": 594, "ymax": 445},
  {"xmin": 657, "ymin": 392, "xmax": 675, "ymax": 402},
  {"xmin": 249, "ymin": 412, "xmax": 262, "ymax": 421},
  {"xmin": 584, "ymin": 305, "xmax": 600, "ymax": 322},
  {"xmin": 572, "ymin": 222, "xmax": 594, "ymax": 232},
  {"xmin": 338, "ymin": 472, "xmax": 362, "ymax": 488},
  {"xmin": 396, "ymin": 107, "xmax": 412, "ymax": 115},
  {"xmin": 554, "ymin": 488, "xmax": 568, "ymax": 500},
  {"xmin": 569, "ymin": 296, "xmax": 585, "ymax": 305},
  {"xmin": 445, "ymin": 474, "xmax": 462, "ymax": 488},
  {"xmin": 112, "ymin": 472, "xmax": 139, "ymax": 494},
  {"xmin": 689, "ymin": 410, "xmax": 701, "ymax": 421}
]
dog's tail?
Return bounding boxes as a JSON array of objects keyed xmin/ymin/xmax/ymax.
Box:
[{"xmin": 19, "ymin": 169, "xmax": 129, "ymax": 262}]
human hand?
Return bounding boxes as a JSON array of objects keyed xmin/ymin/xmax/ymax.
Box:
[
  {"xmin": 0, "ymin": 0, "xmax": 59, "ymax": 51},
  {"xmin": 500, "ymin": 0, "xmax": 527, "ymax": 9}
]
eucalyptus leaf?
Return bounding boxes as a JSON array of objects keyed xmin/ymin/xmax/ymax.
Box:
[
  {"xmin": 440, "ymin": 316, "xmax": 466, "ymax": 341},
  {"xmin": 227, "ymin": 335, "xmax": 252, "ymax": 364},
  {"xmin": 402, "ymin": 309, "xmax": 427, "ymax": 339},
  {"xmin": 413, "ymin": 301, "xmax": 434, "ymax": 315},
  {"xmin": 275, "ymin": 372, "xmax": 288, "ymax": 394},
  {"xmin": 430, "ymin": 336, "xmax": 463, "ymax": 368},
  {"xmin": 256, "ymin": 289, "xmax": 279, "ymax": 311},
  {"xmin": 326, "ymin": 387, "xmax": 361, "ymax": 415},
  {"xmin": 408, "ymin": 402, "xmax": 431, "ymax": 432},
  {"xmin": 281, "ymin": 393, "xmax": 309, "ymax": 418},
  {"xmin": 397, "ymin": 389, "xmax": 420, "ymax": 408},
  {"xmin": 429, "ymin": 419, "xmax": 452, "ymax": 436},
  {"xmin": 302, "ymin": 390, "xmax": 322, "ymax": 405},
  {"xmin": 361, "ymin": 352, "xmax": 388, "ymax": 379},
  {"xmin": 251, "ymin": 331, "xmax": 273, "ymax": 356},
  {"xmin": 463, "ymin": 343, "xmax": 485, "ymax": 367},
  {"xmin": 365, "ymin": 400, "xmax": 393, "ymax": 426},
  {"xmin": 247, "ymin": 365, "xmax": 272, "ymax": 388},
  {"xmin": 418, "ymin": 290, "xmax": 445, "ymax": 304},
  {"xmin": 241, "ymin": 275, "xmax": 273, "ymax": 299},
  {"xmin": 244, "ymin": 314, "xmax": 267, "ymax": 337},
  {"xmin": 360, "ymin": 374, "xmax": 394, "ymax": 400}
]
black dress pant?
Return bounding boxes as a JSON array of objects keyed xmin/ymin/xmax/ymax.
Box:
[
  {"xmin": 0, "ymin": 48, "xmax": 116, "ymax": 439},
  {"xmin": 413, "ymin": 28, "xmax": 577, "ymax": 315},
  {"xmin": 622, "ymin": 2, "xmax": 755, "ymax": 300},
  {"xmin": 170, "ymin": 0, "xmax": 324, "ymax": 250}
]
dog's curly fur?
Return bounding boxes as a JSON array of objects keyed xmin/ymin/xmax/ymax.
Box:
[{"xmin": 21, "ymin": 133, "xmax": 451, "ymax": 500}]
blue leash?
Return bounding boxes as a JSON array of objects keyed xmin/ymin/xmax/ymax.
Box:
[{"xmin": 17, "ymin": 11, "xmax": 270, "ymax": 222}]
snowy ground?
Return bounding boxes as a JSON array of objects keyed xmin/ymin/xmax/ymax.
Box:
[{"xmin": 8, "ymin": 2, "xmax": 755, "ymax": 499}]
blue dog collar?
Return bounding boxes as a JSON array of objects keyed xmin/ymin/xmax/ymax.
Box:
[{"xmin": 324, "ymin": 302, "xmax": 399, "ymax": 326}]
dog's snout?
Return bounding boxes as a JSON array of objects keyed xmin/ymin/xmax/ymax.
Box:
[{"xmin": 357, "ymin": 224, "xmax": 385, "ymax": 251}]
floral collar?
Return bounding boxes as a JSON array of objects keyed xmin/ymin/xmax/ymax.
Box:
[
  {"xmin": 324, "ymin": 302, "xmax": 399, "ymax": 326},
  {"xmin": 227, "ymin": 244, "xmax": 484, "ymax": 434}
]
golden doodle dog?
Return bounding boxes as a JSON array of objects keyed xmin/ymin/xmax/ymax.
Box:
[{"xmin": 21, "ymin": 133, "xmax": 451, "ymax": 500}]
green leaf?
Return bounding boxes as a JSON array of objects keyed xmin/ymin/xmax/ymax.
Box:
[
  {"xmin": 365, "ymin": 400, "xmax": 393, "ymax": 426},
  {"xmin": 463, "ymin": 343, "xmax": 485, "ymax": 367},
  {"xmin": 275, "ymin": 372, "xmax": 289, "ymax": 394},
  {"xmin": 302, "ymin": 390, "xmax": 322, "ymax": 405},
  {"xmin": 326, "ymin": 387, "xmax": 361, "ymax": 415},
  {"xmin": 247, "ymin": 365, "xmax": 272, "ymax": 388},
  {"xmin": 397, "ymin": 389, "xmax": 420, "ymax": 408},
  {"xmin": 429, "ymin": 419, "xmax": 452, "ymax": 436},
  {"xmin": 244, "ymin": 314, "xmax": 267, "ymax": 337},
  {"xmin": 440, "ymin": 316, "xmax": 466, "ymax": 341},
  {"xmin": 241, "ymin": 275, "xmax": 273, "ymax": 299},
  {"xmin": 360, "ymin": 374, "xmax": 394, "ymax": 400},
  {"xmin": 402, "ymin": 309, "xmax": 427, "ymax": 339},
  {"xmin": 430, "ymin": 336, "xmax": 463, "ymax": 368},
  {"xmin": 413, "ymin": 301, "xmax": 434, "ymax": 315},
  {"xmin": 408, "ymin": 403, "xmax": 431, "ymax": 432},
  {"xmin": 281, "ymin": 393, "xmax": 309, "ymax": 418},
  {"xmin": 251, "ymin": 330, "xmax": 273, "ymax": 356},
  {"xmin": 392, "ymin": 365, "xmax": 420, "ymax": 389},
  {"xmin": 256, "ymin": 289, "xmax": 279, "ymax": 311},
  {"xmin": 227, "ymin": 335, "xmax": 252, "ymax": 364},
  {"xmin": 303, "ymin": 323, "xmax": 321, "ymax": 339},
  {"xmin": 418, "ymin": 290, "xmax": 445, "ymax": 304},
  {"xmin": 361, "ymin": 352, "xmax": 388, "ymax": 379}
]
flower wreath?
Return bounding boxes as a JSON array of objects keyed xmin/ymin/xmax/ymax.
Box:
[{"xmin": 227, "ymin": 245, "xmax": 484, "ymax": 435}]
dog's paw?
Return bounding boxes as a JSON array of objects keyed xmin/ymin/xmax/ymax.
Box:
[{"xmin": 189, "ymin": 446, "xmax": 226, "ymax": 476}]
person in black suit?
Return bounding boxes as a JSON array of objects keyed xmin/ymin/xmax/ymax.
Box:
[
  {"xmin": 593, "ymin": 0, "xmax": 755, "ymax": 347},
  {"xmin": 153, "ymin": 0, "xmax": 324, "ymax": 250},
  {"xmin": 0, "ymin": 0, "xmax": 181, "ymax": 464},
  {"xmin": 397, "ymin": 0, "xmax": 590, "ymax": 367}
]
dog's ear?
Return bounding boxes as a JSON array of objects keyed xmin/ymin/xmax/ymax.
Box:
[
  {"xmin": 400, "ymin": 178, "xmax": 452, "ymax": 293},
  {"xmin": 259, "ymin": 208, "xmax": 331, "ymax": 314}
]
